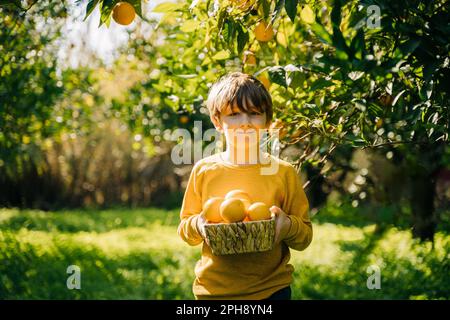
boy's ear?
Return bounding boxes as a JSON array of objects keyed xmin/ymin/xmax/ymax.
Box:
[{"xmin": 211, "ymin": 115, "xmax": 223, "ymax": 133}]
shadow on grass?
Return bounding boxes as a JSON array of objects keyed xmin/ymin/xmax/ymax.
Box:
[
  {"xmin": 0, "ymin": 207, "xmax": 180, "ymax": 233},
  {"xmin": 293, "ymin": 256, "xmax": 449, "ymax": 299},
  {"xmin": 292, "ymin": 227, "xmax": 450, "ymax": 300},
  {"xmin": 0, "ymin": 231, "xmax": 197, "ymax": 299},
  {"xmin": 312, "ymin": 202, "xmax": 380, "ymax": 229},
  {"xmin": 313, "ymin": 201, "xmax": 450, "ymax": 236}
]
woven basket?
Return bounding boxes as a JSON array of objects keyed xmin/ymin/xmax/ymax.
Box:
[{"xmin": 203, "ymin": 215, "xmax": 275, "ymax": 255}]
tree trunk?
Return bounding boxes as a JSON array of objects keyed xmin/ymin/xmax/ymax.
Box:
[
  {"xmin": 303, "ymin": 162, "xmax": 328, "ymax": 209},
  {"xmin": 410, "ymin": 168, "xmax": 437, "ymax": 242}
]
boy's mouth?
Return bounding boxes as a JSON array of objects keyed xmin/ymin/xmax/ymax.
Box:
[{"xmin": 234, "ymin": 128, "xmax": 259, "ymax": 133}]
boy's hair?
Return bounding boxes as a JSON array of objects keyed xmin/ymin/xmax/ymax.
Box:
[{"xmin": 206, "ymin": 72, "xmax": 273, "ymax": 125}]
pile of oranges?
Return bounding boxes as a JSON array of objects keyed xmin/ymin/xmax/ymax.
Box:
[{"xmin": 203, "ymin": 190, "xmax": 272, "ymax": 224}]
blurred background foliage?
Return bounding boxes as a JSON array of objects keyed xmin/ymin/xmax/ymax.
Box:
[
  {"xmin": 0, "ymin": 0, "xmax": 447, "ymax": 237},
  {"xmin": 0, "ymin": 0, "xmax": 449, "ymax": 299}
]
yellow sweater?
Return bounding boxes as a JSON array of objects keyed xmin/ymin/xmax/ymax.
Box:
[{"xmin": 177, "ymin": 152, "xmax": 313, "ymax": 300}]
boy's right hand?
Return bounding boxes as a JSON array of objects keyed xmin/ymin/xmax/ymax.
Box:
[{"xmin": 196, "ymin": 212, "xmax": 207, "ymax": 239}]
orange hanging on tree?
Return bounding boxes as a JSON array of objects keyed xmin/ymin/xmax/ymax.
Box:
[
  {"xmin": 243, "ymin": 51, "xmax": 257, "ymax": 66},
  {"xmin": 257, "ymin": 75, "xmax": 271, "ymax": 90},
  {"xmin": 112, "ymin": 2, "xmax": 136, "ymax": 26},
  {"xmin": 254, "ymin": 21, "xmax": 274, "ymax": 42}
]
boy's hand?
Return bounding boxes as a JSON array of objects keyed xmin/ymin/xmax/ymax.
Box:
[
  {"xmin": 270, "ymin": 206, "xmax": 292, "ymax": 245},
  {"xmin": 196, "ymin": 212, "xmax": 207, "ymax": 239}
]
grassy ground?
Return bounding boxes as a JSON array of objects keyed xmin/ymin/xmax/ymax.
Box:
[{"xmin": 0, "ymin": 205, "xmax": 449, "ymax": 299}]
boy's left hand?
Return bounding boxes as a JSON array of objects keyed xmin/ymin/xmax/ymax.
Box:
[{"xmin": 270, "ymin": 206, "xmax": 292, "ymax": 245}]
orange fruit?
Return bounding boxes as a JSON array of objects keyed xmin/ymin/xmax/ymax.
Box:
[
  {"xmin": 203, "ymin": 197, "xmax": 225, "ymax": 223},
  {"xmin": 254, "ymin": 21, "xmax": 274, "ymax": 42},
  {"xmin": 379, "ymin": 93, "xmax": 393, "ymax": 107},
  {"xmin": 375, "ymin": 118, "xmax": 383, "ymax": 129},
  {"xmin": 220, "ymin": 198, "xmax": 246, "ymax": 223},
  {"xmin": 225, "ymin": 189, "xmax": 252, "ymax": 210},
  {"xmin": 241, "ymin": 199, "xmax": 251, "ymax": 211},
  {"xmin": 180, "ymin": 115, "xmax": 189, "ymax": 124},
  {"xmin": 247, "ymin": 202, "xmax": 271, "ymax": 221},
  {"xmin": 225, "ymin": 189, "xmax": 251, "ymax": 201},
  {"xmin": 112, "ymin": 2, "xmax": 136, "ymax": 26},
  {"xmin": 243, "ymin": 51, "xmax": 257, "ymax": 66},
  {"xmin": 258, "ymin": 75, "xmax": 271, "ymax": 90}
]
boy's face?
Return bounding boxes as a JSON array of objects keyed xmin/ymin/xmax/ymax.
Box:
[{"xmin": 211, "ymin": 103, "xmax": 271, "ymax": 148}]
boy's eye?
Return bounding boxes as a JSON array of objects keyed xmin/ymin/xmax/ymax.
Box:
[{"xmin": 227, "ymin": 111, "xmax": 262, "ymax": 116}]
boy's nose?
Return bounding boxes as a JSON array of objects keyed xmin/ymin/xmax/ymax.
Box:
[{"xmin": 240, "ymin": 113, "xmax": 251, "ymax": 125}]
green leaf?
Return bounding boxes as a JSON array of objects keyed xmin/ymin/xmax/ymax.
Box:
[
  {"xmin": 152, "ymin": 2, "xmax": 184, "ymax": 13},
  {"xmin": 99, "ymin": 0, "xmax": 115, "ymax": 27},
  {"xmin": 336, "ymin": 49, "xmax": 349, "ymax": 60},
  {"xmin": 237, "ymin": 24, "xmax": 249, "ymax": 54},
  {"xmin": 285, "ymin": 0, "xmax": 298, "ymax": 22},
  {"xmin": 332, "ymin": 25, "xmax": 349, "ymax": 55},
  {"xmin": 330, "ymin": 2, "xmax": 351, "ymax": 57},
  {"xmin": 261, "ymin": 0, "xmax": 271, "ymax": 19},
  {"xmin": 348, "ymin": 71, "xmax": 365, "ymax": 81},
  {"xmin": 175, "ymin": 74, "xmax": 197, "ymax": 79},
  {"xmin": 180, "ymin": 20, "xmax": 201, "ymax": 33},
  {"xmin": 268, "ymin": 66, "xmax": 287, "ymax": 88},
  {"xmin": 300, "ymin": 5, "xmax": 315, "ymax": 24},
  {"xmin": 212, "ymin": 50, "xmax": 230, "ymax": 60},
  {"xmin": 399, "ymin": 38, "xmax": 421, "ymax": 55},
  {"xmin": 350, "ymin": 28, "xmax": 365, "ymax": 60},
  {"xmin": 284, "ymin": 64, "xmax": 304, "ymax": 88},
  {"xmin": 83, "ymin": 0, "xmax": 99, "ymax": 22},
  {"xmin": 310, "ymin": 78, "xmax": 334, "ymax": 91},
  {"xmin": 223, "ymin": 20, "xmax": 237, "ymax": 45},
  {"xmin": 423, "ymin": 60, "xmax": 440, "ymax": 83},
  {"xmin": 304, "ymin": 103, "xmax": 320, "ymax": 114},
  {"xmin": 310, "ymin": 22, "xmax": 332, "ymax": 44},
  {"xmin": 347, "ymin": 134, "xmax": 367, "ymax": 147},
  {"xmin": 420, "ymin": 80, "xmax": 434, "ymax": 100},
  {"xmin": 217, "ymin": 9, "xmax": 227, "ymax": 32},
  {"xmin": 152, "ymin": 83, "xmax": 170, "ymax": 93},
  {"xmin": 131, "ymin": 0, "xmax": 143, "ymax": 18},
  {"xmin": 271, "ymin": 0, "xmax": 285, "ymax": 26},
  {"xmin": 352, "ymin": 139, "xmax": 366, "ymax": 147},
  {"xmin": 392, "ymin": 90, "xmax": 406, "ymax": 106},
  {"xmin": 367, "ymin": 103, "xmax": 383, "ymax": 117},
  {"xmin": 330, "ymin": 0, "xmax": 342, "ymax": 28}
]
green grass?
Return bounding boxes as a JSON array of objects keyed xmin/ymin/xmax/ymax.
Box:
[{"xmin": 0, "ymin": 205, "xmax": 449, "ymax": 299}]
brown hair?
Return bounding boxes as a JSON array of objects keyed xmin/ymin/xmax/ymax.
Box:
[{"xmin": 206, "ymin": 72, "xmax": 273, "ymax": 125}]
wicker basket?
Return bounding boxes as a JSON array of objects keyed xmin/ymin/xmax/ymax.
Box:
[{"xmin": 203, "ymin": 215, "xmax": 276, "ymax": 255}]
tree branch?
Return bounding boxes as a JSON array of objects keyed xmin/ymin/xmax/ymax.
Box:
[{"xmin": 362, "ymin": 139, "xmax": 430, "ymax": 149}]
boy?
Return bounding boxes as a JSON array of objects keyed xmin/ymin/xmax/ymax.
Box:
[{"xmin": 177, "ymin": 72, "xmax": 312, "ymax": 300}]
